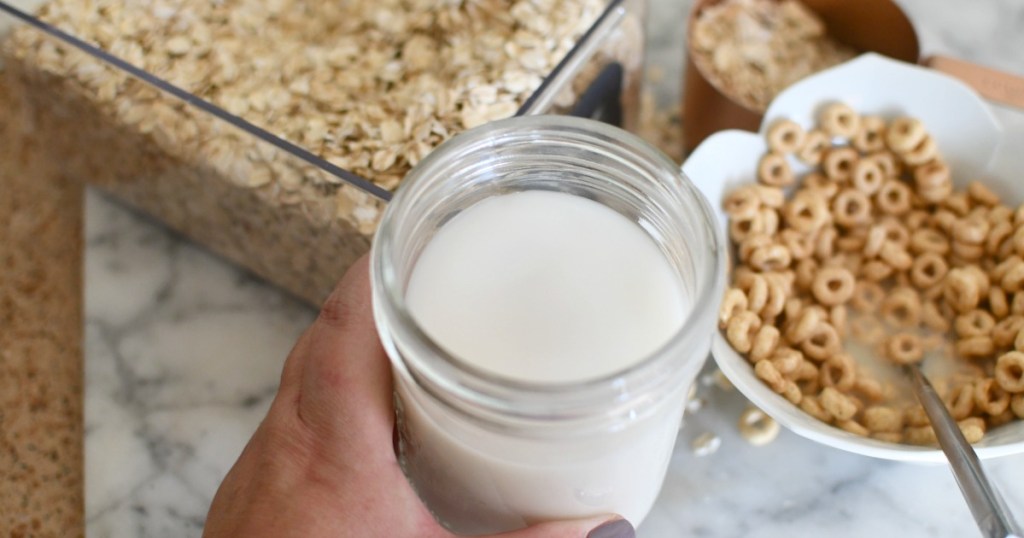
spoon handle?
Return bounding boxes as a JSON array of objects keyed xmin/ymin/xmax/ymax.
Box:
[{"xmin": 905, "ymin": 365, "xmax": 1022, "ymax": 538}]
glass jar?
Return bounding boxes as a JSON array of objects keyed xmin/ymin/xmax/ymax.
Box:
[{"xmin": 371, "ymin": 115, "xmax": 724, "ymax": 535}]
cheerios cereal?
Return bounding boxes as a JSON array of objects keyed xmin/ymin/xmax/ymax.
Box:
[{"xmin": 721, "ymin": 104, "xmax": 1024, "ymax": 446}]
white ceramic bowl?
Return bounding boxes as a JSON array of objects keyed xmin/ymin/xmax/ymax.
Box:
[{"xmin": 682, "ymin": 53, "xmax": 1024, "ymax": 463}]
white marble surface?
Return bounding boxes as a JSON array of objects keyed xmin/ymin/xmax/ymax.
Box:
[{"xmin": 81, "ymin": 0, "xmax": 1024, "ymax": 536}]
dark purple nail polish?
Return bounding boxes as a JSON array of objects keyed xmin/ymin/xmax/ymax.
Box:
[{"xmin": 587, "ymin": 519, "xmax": 636, "ymax": 538}]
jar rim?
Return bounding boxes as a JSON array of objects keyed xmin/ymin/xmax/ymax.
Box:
[{"xmin": 371, "ymin": 114, "xmax": 725, "ymax": 426}]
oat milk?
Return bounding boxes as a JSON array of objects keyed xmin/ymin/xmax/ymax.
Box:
[{"xmin": 399, "ymin": 190, "xmax": 689, "ymax": 531}]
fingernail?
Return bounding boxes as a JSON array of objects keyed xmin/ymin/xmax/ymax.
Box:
[{"xmin": 586, "ymin": 518, "xmax": 636, "ymax": 538}]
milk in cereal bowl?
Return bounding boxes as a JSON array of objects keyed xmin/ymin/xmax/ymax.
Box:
[{"xmin": 683, "ymin": 53, "xmax": 1024, "ymax": 462}]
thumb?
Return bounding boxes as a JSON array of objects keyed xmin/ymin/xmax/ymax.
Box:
[{"xmin": 488, "ymin": 516, "xmax": 635, "ymax": 538}]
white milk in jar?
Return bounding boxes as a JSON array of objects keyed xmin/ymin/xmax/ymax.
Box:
[{"xmin": 371, "ymin": 116, "xmax": 724, "ymax": 534}]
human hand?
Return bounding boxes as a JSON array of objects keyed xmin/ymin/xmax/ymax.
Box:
[{"xmin": 203, "ymin": 256, "xmax": 635, "ymax": 538}]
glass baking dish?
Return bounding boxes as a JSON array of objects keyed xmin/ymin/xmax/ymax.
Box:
[{"xmin": 0, "ymin": 0, "xmax": 646, "ymax": 304}]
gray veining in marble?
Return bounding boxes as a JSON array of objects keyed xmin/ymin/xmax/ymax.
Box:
[{"xmin": 79, "ymin": 0, "xmax": 1024, "ymax": 536}]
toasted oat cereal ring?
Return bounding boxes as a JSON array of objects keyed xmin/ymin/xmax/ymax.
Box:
[
  {"xmin": 814, "ymin": 226, "xmax": 837, "ymax": 261},
  {"xmin": 738, "ymin": 406, "xmax": 780, "ymax": 446},
  {"xmin": 838, "ymin": 419, "xmax": 869, "ymax": 437},
  {"xmin": 779, "ymin": 229, "xmax": 815, "ymax": 261},
  {"xmin": 956, "ymin": 336, "xmax": 995, "ymax": 360},
  {"xmin": 784, "ymin": 191, "xmax": 830, "ymax": 233},
  {"xmin": 832, "ymin": 188, "xmax": 872, "ymax": 228},
  {"xmin": 794, "ymin": 258, "xmax": 818, "ymax": 291},
  {"xmin": 796, "ymin": 129, "xmax": 830, "ymax": 165},
  {"xmin": 820, "ymin": 103, "xmax": 860, "ymax": 138},
  {"xmin": 880, "ymin": 217, "xmax": 913, "ymax": 246},
  {"xmin": 792, "ymin": 360, "xmax": 820, "ymax": 385},
  {"xmin": 886, "ymin": 117, "xmax": 927, "ymax": 153},
  {"xmin": 945, "ymin": 268, "xmax": 981, "ymax": 313},
  {"xmin": 974, "ymin": 378, "xmax": 1011, "ymax": 415},
  {"xmin": 964, "ymin": 265, "xmax": 990, "ymax": 297},
  {"xmin": 854, "ymin": 377, "xmax": 886, "ymax": 403},
  {"xmin": 866, "ymin": 151, "xmax": 900, "ymax": 178},
  {"xmin": 830, "ymin": 304, "xmax": 848, "ymax": 336},
  {"xmin": 749, "ymin": 325, "xmax": 781, "ymax": 363},
  {"xmin": 989, "ymin": 287, "xmax": 1010, "ymax": 319},
  {"xmin": 749, "ymin": 244, "xmax": 792, "ymax": 272},
  {"xmin": 761, "ymin": 208, "xmax": 780, "ymax": 235},
  {"xmin": 885, "ymin": 332, "xmax": 924, "ymax": 365},
  {"xmin": 947, "ymin": 383, "xmax": 976, "ymax": 420},
  {"xmin": 786, "ymin": 307, "xmax": 822, "ymax": 344},
  {"xmin": 905, "ymin": 405, "xmax": 931, "ymax": 427},
  {"xmin": 952, "ymin": 240, "xmax": 985, "ymax": 262},
  {"xmin": 953, "ymin": 217, "xmax": 990, "ymax": 245},
  {"xmin": 875, "ymin": 180, "xmax": 912, "ymax": 216},
  {"xmin": 989, "ymin": 205, "xmax": 1013, "ymax": 224},
  {"xmin": 784, "ymin": 297, "xmax": 804, "ymax": 321},
  {"xmin": 754, "ymin": 359, "xmax": 786, "ymax": 392},
  {"xmin": 881, "ymin": 287, "xmax": 922, "ymax": 328},
  {"xmin": 736, "ymin": 272, "xmax": 769, "ymax": 313},
  {"xmin": 987, "ymin": 220, "xmax": 1013, "ymax": 256},
  {"xmin": 822, "ymin": 147, "xmax": 859, "ymax": 182},
  {"xmin": 729, "ymin": 212, "xmax": 765, "ymax": 242},
  {"xmin": 1013, "ymin": 394, "xmax": 1024, "ymax": 418},
  {"xmin": 851, "ymin": 159, "xmax": 884, "ymax": 195},
  {"xmin": 905, "ymin": 425, "xmax": 938, "ymax": 446},
  {"xmin": 921, "ymin": 301, "xmax": 951, "ymax": 332},
  {"xmin": 862, "ymin": 225, "xmax": 887, "ymax": 258},
  {"xmin": 804, "ymin": 172, "xmax": 840, "ymax": 200},
  {"xmin": 904, "ymin": 136, "xmax": 940, "ymax": 166},
  {"xmin": 770, "ymin": 347, "xmax": 803, "ymax": 375},
  {"xmin": 739, "ymin": 233, "xmax": 773, "ymax": 262},
  {"xmin": 992, "ymin": 256, "xmax": 1024, "ymax": 284},
  {"xmin": 723, "ymin": 186, "xmax": 762, "ymax": 218},
  {"xmin": 718, "ymin": 288, "xmax": 748, "ymax": 329},
  {"xmin": 1012, "ymin": 227, "xmax": 1024, "ymax": 258},
  {"xmin": 810, "ymin": 266, "xmax": 855, "ymax": 306},
  {"xmin": 859, "ymin": 260, "xmax": 893, "ymax": 282},
  {"xmin": 800, "ymin": 396, "xmax": 833, "ymax": 422},
  {"xmin": 851, "ymin": 280, "xmax": 885, "ymax": 313},
  {"xmin": 932, "ymin": 209, "xmax": 958, "ymax": 233},
  {"xmin": 879, "ymin": 241, "xmax": 913, "ymax": 271},
  {"xmin": 753, "ymin": 185, "xmax": 786, "ymax": 208},
  {"xmin": 958, "ymin": 417, "xmax": 986, "ymax": 444},
  {"xmin": 906, "ymin": 210, "xmax": 930, "ymax": 230},
  {"xmin": 993, "ymin": 315, "xmax": 1024, "ymax": 348},
  {"xmin": 820, "ymin": 353, "xmax": 856, "ymax": 391},
  {"xmin": 852, "ymin": 115, "xmax": 886, "ymax": 153},
  {"xmin": 758, "ymin": 153, "xmax": 794, "ymax": 187},
  {"xmin": 995, "ymin": 352, "xmax": 1024, "ymax": 393},
  {"xmin": 909, "ymin": 252, "xmax": 948, "ymax": 289},
  {"xmin": 966, "ymin": 180, "xmax": 1000, "ymax": 206},
  {"xmin": 1013, "ymin": 292, "xmax": 1024, "ymax": 316},
  {"xmin": 1002, "ymin": 261, "xmax": 1024, "ymax": 293},
  {"xmin": 913, "ymin": 161, "xmax": 953, "ymax": 203},
  {"xmin": 767, "ymin": 119, "xmax": 806, "ymax": 155},
  {"xmin": 820, "ymin": 387, "xmax": 857, "ymax": 421},
  {"xmin": 761, "ymin": 278, "xmax": 788, "ymax": 321},
  {"xmin": 955, "ymin": 309, "xmax": 996, "ymax": 338},
  {"xmin": 726, "ymin": 311, "xmax": 761, "ymax": 354},
  {"xmin": 801, "ymin": 322, "xmax": 841, "ymax": 361},
  {"xmin": 943, "ymin": 192, "xmax": 972, "ymax": 217},
  {"xmin": 836, "ymin": 233, "xmax": 867, "ymax": 253},
  {"xmin": 863, "ymin": 406, "xmax": 903, "ymax": 433}
]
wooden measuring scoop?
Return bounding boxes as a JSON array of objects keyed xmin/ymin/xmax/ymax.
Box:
[{"xmin": 682, "ymin": 0, "xmax": 1024, "ymax": 153}]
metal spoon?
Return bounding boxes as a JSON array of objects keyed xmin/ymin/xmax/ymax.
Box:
[{"xmin": 904, "ymin": 364, "xmax": 1022, "ymax": 538}]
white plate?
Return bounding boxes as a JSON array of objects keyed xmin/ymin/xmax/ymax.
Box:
[{"xmin": 682, "ymin": 53, "xmax": 1024, "ymax": 463}]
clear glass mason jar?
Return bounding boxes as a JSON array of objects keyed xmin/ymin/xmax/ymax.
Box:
[{"xmin": 371, "ymin": 115, "xmax": 725, "ymax": 535}]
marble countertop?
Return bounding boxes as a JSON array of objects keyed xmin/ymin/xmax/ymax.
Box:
[{"xmin": 83, "ymin": 0, "xmax": 1024, "ymax": 536}]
